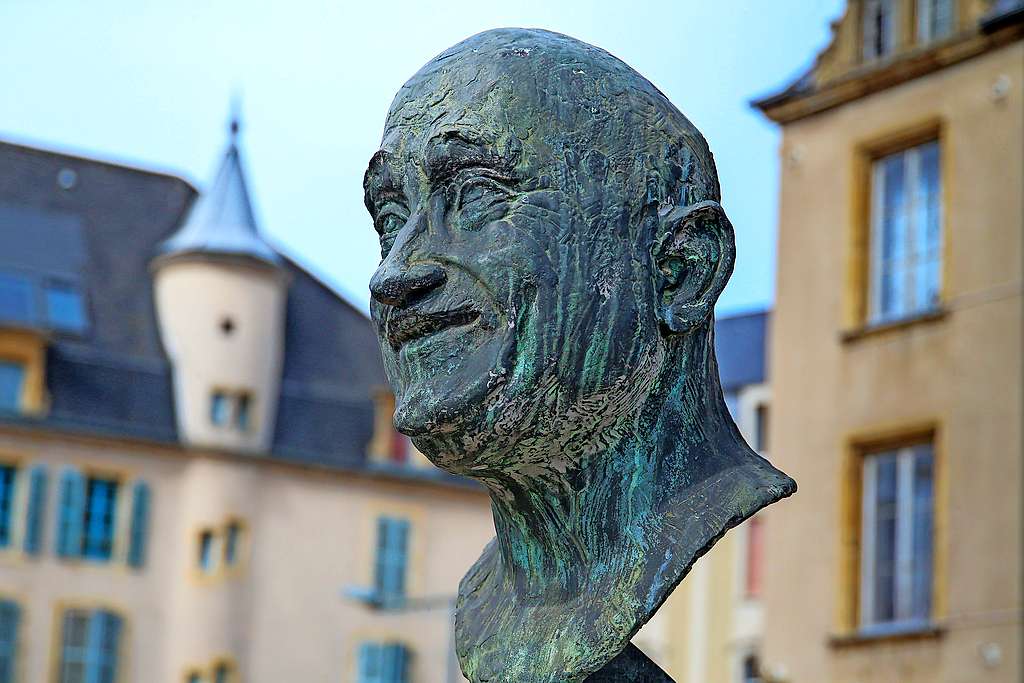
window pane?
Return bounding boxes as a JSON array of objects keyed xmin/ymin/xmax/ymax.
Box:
[
  {"xmin": 916, "ymin": 142, "xmax": 942, "ymax": 312},
  {"xmin": 224, "ymin": 523, "xmax": 241, "ymax": 566},
  {"xmin": 742, "ymin": 654, "xmax": 762, "ymax": 683},
  {"xmin": 59, "ymin": 610, "xmax": 91, "ymax": 683},
  {"xmin": 0, "ymin": 601, "xmax": 20, "ymax": 683},
  {"xmin": 872, "ymin": 453, "xmax": 899, "ymax": 623},
  {"xmin": 0, "ymin": 466, "xmax": 16, "ymax": 547},
  {"xmin": 375, "ymin": 517, "xmax": 409, "ymax": 602},
  {"xmin": 82, "ymin": 478, "xmax": 118, "ymax": 560},
  {"xmin": 199, "ymin": 530, "xmax": 215, "ymax": 572},
  {"xmin": 870, "ymin": 141, "xmax": 942, "ymax": 324},
  {"xmin": 44, "ymin": 282, "xmax": 87, "ymax": 333},
  {"xmin": 0, "ymin": 273, "xmax": 35, "ymax": 326},
  {"xmin": 210, "ymin": 392, "xmax": 229, "ymax": 426},
  {"xmin": 213, "ymin": 663, "xmax": 230, "ymax": 683},
  {"xmin": 0, "ymin": 361, "xmax": 25, "ymax": 413},
  {"xmin": 234, "ymin": 393, "xmax": 251, "ymax": 430},
  {"xmin": 745, "ymin": 517, "xmax": 764, "ymax": 598},
  {"xmin": 910, "ymin": 446, "xmax": 934, "ymax": 620},
  {"xmin": 754, "ymin": 404, "xmax": 769, "ymax": 452}
]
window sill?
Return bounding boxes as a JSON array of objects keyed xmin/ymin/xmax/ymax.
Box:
[
  {"xmin": 840, "ymin": 308, "xmax": 947, "ymax": 343},
  {"xmin": 829, "ymin": 622, "xmax": 944, "ymax": 648}
]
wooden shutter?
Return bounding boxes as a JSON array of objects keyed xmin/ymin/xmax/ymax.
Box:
[
  {"xmin": 88, "ymin": 610, "xmax": 122, "ymax": 683},
  {"xmin": 55, "ymin": 468, "xmax": 85, "ymax": 558},
  {"xmin": 0, "ymin": 600, "xmax": 20, "ymax": 683},
  {"xmin": 23, "ymin": 465, "xmax": 47, "ymax": 555},
  {"xmin": 126, "ymin": 481, "xmax": 151, "ymax": 568},
  {"xmin": 382, "ymin": 643, "xmax": 409, "ymax": 683},
  {"xmin": 375, "ymin": 517, "xmax": 410, "ymax": 603},
  {"xmin": 358, "ymin": 642, "xmax": 381, "ymax": 683}
]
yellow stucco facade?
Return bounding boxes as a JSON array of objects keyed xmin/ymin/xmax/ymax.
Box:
[
  {"xmin": 0, "ymin": 424, "xmax": 493, "ymax": 683},
  {"xmin": 757, "ymin": 2, "xmax": 1022, "ymax": 681}
]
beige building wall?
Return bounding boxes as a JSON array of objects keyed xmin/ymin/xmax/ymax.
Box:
[
  {"xmin": 0, "ymin": 426, "xmax": 494, "ymax": 683},
  {"xmin": 761, "ymin": 32, "xmax": 1022, "ymax": 683}
]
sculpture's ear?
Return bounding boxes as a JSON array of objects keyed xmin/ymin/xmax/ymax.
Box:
[{"xmin": 654, "ymin": 200, "xmax": 735, "ymax": 334}]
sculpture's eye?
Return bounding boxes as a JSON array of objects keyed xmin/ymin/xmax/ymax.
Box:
[
  {"xmin": 374, "ymin": 204, "xmax": 408, "ymax": 258},
  {"xmin": 456, "ymin": 177, "xmax": 511, "ymax": 231}
]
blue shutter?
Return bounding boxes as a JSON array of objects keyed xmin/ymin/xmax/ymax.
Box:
[
  {"xmin": 375, "ymin": 517, "xmax": 410, "ymax": 603},
  {"xmin": 382, "ymin": 643, "xmax": 408, "ymax": 683},
  {"xmin": 86, "ymin": 610, "xmax": 122, "ymax": 683},
  {"xmin": 357, "ymin": 642, "xmax": 381, "ymax": 683},
  {"xmin": 23, "ymin": 465, "xmax": 47, "ymax": 555},
  {"xmin": 56, "ymin": 468, "xmax": 86, "ymax": 558},
  {"xmin": 126, "ymin": 481, "xmax": 151, "ymax": 568},
  {"xmin": 0, "ymin": 600, "xmax": 20, "ymax": 683}
]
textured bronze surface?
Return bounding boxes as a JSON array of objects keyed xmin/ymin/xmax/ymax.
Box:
[{"xmin": 364, "ymin": 28, "xmax": 795, "ymax": 683}]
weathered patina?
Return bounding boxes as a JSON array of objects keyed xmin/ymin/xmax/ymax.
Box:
[{"xmin": 364, "ymin": 28, "xmax": 796, "ymax": 683}]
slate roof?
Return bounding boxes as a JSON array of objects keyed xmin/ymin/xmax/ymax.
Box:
[
  {"xmin": 715, "ymin": 309, "xmax": 769, "ymax": 392},
  {"xmin": 0, "ymin": 138, "xmax": 386, "ymax": 472}
]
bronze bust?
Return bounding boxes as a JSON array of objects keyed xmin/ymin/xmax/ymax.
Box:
[{"xmin": 364, "ymin": 28, "xmax": 795, "ymax": 683}]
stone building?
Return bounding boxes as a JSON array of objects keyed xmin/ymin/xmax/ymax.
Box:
[
  {"xmin": 754, "ymin": 1, "xmax": 1022, "ymax": 681},
  {"xmin": 636, "ymin": 309, "xmax": 774, "ymax": 683},
  {"xmin": 0, "ymin": 124, "xmax": 493, "ymax": 683}
]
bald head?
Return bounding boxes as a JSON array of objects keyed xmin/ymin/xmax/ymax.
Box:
[{"xmin": 379, "ymin": 28, "xmax": 720, "ymax": 218}]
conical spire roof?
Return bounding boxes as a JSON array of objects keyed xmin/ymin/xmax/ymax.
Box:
[{"xmin": 157, "ymin": 114, "xmax": 281, "ymax": 267}]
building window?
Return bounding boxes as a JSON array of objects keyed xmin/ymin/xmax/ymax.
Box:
[
  {"xmin": 0, "ymin": 600, "xmax": 21, "ymax": 683},
  {"xmin": 741, "ymin": 653, "xmax": 762, "ymax": 683},
  {"xmin": 43, "ymin": 281, "xmax": 87, "ymax": 334},
  {"xmin": 863, "ymin": 0, "xmax": 897, "ymax": 60},
  {"xmin": 0, "ymin": 361, "xmax": 25, "ymax": 413},
  {"xmin": 868, "ymin": 140, "xmax": 942, "ymax": 325},
  {"xmin": 199, "ymin": 529, "xmax": 217, "ymax": 573},
  {"xmin": 210, "ymin": 390, "xmax": 253, "ymax": 431},
  {"xmin": 0, "ymin": 466, "xmax": 15, "ymax": 548},
  {"xmin": 58, "ymin": 609, "xmax": 123, "ymax": 683},
  {"xmin": 186, "ymin": 671, "xmax": 205, "ymax": 683},
  {"xmin": 860, "ymin": 442, "xmax": 934, "ymax": 632},
  {"xmin": 0, "ymin": 274, "xmax": 34, "ymax": 327},
  {"xmin": 212, "ymin": 661, "xmax": 234, "ymax": 683},
  {"xmin": 744, "ymin": 516, "xmax": 765, "ymax": 599},
  {"xmin": 917, "ymin": 0, "xmax": 955, "ymax": 43},
  {"xmin": 82, "ymin": 477, "xmax": 119, "ymax": 561},
  {"xmin": 358, "ymin": 642, "xmax": 409, "ymax": 683},
  {"xmin": 374, "ymin": 516, "xmax": 410, "ymax": 605},
  {"xmin": 224, "ymin": 521, "xmax": 245, "ymax": 567},
  {"xmin": 210, "ymin": 391, "xmax": 230, "ymax": 426},
  {"xmin": 754, "ymin": 404, "xmax": 769, "ymax": 453}
]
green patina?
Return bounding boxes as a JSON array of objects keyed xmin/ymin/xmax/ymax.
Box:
[{"xmin": 363, "ymin": 28, "xmax": 795, "ymax": 683}]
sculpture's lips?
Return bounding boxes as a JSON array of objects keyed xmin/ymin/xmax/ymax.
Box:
[{"xmin": 386, "ymin": 306, "xmax": 480, "ymax": 349}]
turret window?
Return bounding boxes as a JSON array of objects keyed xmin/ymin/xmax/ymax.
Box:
[{"xmin": 209, "ymin": 390, "xmax": 253, "ymax": 431}]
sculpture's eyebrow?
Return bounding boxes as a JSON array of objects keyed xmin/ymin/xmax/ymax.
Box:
[
  {"xmin": 424, "ymin": 130, "xmax": 513, "ymax": 184},
  {"xmin": 363, "ymin": 150, "xmax": 401, "ymax": 216}
]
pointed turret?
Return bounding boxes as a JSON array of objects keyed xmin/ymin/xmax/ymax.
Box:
[
  {"xmin": 156, "ymin": 116, "xmax": 281, "ymax": 268},
  {"xmin": 152, "ymin": 111, "xmax": 289, "ymax": 454}
]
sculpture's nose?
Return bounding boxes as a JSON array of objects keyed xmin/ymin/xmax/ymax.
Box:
[{"xmin": 370, "ymin": 261, "xmax": 447, "ymax": 308}]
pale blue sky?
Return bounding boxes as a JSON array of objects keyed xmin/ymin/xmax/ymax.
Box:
[{"xmin": 0, "ymin": 0, "xmax": 843, "ymax": 315}]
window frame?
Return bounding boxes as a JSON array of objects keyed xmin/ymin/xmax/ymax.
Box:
[
  {"xmin": 862, "ymin": 0, "xmax": 899, "ymax": 61},
  {"xmin": 838, "ymin": 425, "xmax": 944, "ymax": 641},
  {"xmin": 916, "ymin": 0, "xmax": 956, "ymax": 44},
  {"xmin": 859, "ymin": 442, "xmax": 935, "ymax": 633},
  {"xmin": 846, "ymin": 120, "xmax": 946, "ymax": 338},
  {"xmin": 54, "ymin": 605, "xmax": 124, "ymax": 683},
  {"xmin": 867, "ymin": 140, "xmax": 943, "ymax": 325}
]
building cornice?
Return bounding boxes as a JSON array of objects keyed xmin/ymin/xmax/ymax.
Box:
[{"xmin": 754, "ymin": 20, "xmax": 1024, "ymax": 125}]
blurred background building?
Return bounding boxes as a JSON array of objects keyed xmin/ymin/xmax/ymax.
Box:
[
  {"xmin": 754, "ymin": 1, "xmax": 1022, "ymax": 682},
  {"xmin": 0, "ymin": 125, "xmax": 493, "ymax": 683}
]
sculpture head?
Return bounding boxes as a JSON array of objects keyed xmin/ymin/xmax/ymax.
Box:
[
  {"xmin": 364, "ymin": 28, "xmax": 795, "ymax": 682},
  {"xmin": 366, "ymin": 28, "xmax": 733, "ymax": 476}
]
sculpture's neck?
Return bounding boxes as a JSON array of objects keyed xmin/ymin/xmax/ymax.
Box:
[{"xmin": 481, "ymin": 343, "xmax": 739, "ymax": 598}]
